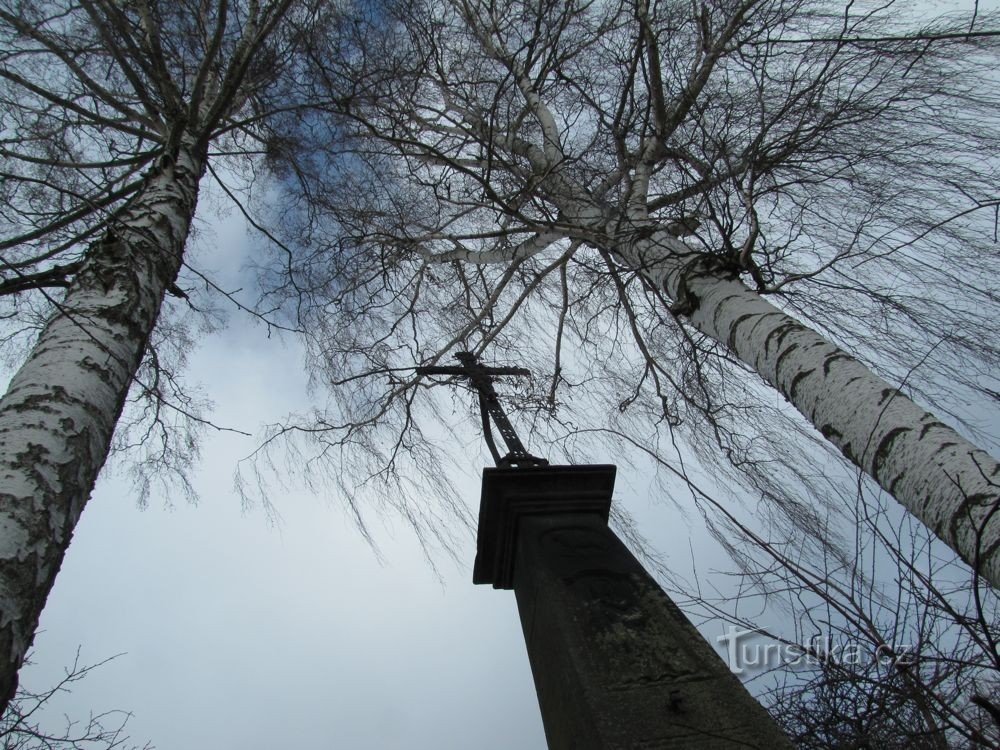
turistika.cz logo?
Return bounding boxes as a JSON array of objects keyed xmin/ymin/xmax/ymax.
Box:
[{"xmin": 716, "ymin": 625, "xmax": 915, "ymax": 675}]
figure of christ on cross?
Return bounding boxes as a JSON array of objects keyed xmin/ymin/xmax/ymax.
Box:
[{"xmin": 415, "ymin": 351, "xmax": 549, "ymax": 468}]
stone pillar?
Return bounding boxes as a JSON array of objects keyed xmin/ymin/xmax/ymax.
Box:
[{"xmin": 473, "ymin": 465, "xmax": 791, "ymax": 749}]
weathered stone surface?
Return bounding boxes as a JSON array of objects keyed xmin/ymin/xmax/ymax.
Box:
[{"xmin": 475, "ymin": 466, "xmax": 791, "ymax": 749}]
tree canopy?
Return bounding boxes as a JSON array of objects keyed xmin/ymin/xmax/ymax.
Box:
[
  {"xmin": 249, "ymin": 0, "xmax": 1000, "ymax": 574},
  {"xmin": 243, "ymin": 0, "xmax": 1000, "ymax": 739}
]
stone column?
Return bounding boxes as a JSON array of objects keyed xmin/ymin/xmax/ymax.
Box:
[{"xmin": 473, "ymin": 465, "xmax": 792, "ymax": 749}]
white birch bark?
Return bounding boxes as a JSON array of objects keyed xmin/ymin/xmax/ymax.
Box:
[
  {"xmin": 0, "ymin": 137, "xmax": 205, "ymax": 707},
  {"xmin": 618, "ymin": 231, "xmax": 1000, "ymax": 588}
]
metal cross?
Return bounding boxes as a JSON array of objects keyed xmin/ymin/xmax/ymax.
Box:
[{"xmin": 416, "ymin": 351, "xmax": 548, "ymax": 468}]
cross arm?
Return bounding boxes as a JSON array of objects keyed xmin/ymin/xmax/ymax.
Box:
[
  {"xmin": 414, "ymin": 352, "xmax": 547, "ymax": 468},
  {"xmin": 415, "ymin": 365, "xmax": 531, "ymax": 377}
]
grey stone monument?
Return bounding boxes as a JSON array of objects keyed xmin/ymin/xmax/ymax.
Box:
[{"xmin": 417, "ymin": 353, "xmax": 792, "ymax": 749}]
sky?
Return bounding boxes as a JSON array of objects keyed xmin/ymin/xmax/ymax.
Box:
[{"xmin": 23, "ymin": 330, "xmax": 549, "ymax": 748}]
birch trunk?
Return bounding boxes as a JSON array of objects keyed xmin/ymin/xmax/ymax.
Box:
[
  {"xmin": 0, "ymin": 136, "xmax": 205, "ymax": 711},
  {"xmin": 617, "ymin": 231, "xmax": 1000, "ymax": 588}
]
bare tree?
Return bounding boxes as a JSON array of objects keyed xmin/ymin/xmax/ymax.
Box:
[
  {"xmin": 0, "ymin": 0, "xmax": 352, "ymax": 715},
  {"xmin": 252, "ymin": 0, "xmax": 1000, "ymax": 591},
  {"xmin": 0, "ymin": 651, "xmax": 152, "ymax": 750},
  {"xmin": 685, "ymin": 473, "xmax": 1000, "ymax": 747}
]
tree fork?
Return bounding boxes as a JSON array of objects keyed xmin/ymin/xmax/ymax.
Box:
[
  {"xmin": 0, "ymin": 136, "xmax": 206, "ymax": 714},
  {"xmin": 622, "ymin": 231, "xmax": 1000, "ymax": 587}
]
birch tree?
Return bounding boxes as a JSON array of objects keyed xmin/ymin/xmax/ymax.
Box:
[
  {"xmin": 0, "ymin": 0, "xmax": 346, "ymax": 715},
  {"xmin": 254, "ymin": 0, "xmax": 1000, "ymax": 588}
]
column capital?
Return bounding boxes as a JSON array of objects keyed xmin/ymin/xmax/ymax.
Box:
[{"xmin": 473, "ymin": 464, "xmax": 617, "ymax": 589}]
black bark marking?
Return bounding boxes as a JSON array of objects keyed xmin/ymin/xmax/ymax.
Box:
[
  {"xmin": 948, "ymin": 492, "xmax": 1000, "ymax": 571},
  {"xmin": 873, "ymin": 427, "xmax": 911, "ymax": 483},
  {"xmin": 888, "ymin": 474, "xmax": 904, "ymax": 495},
  {"xmin": 668, "ymin": 285, "xmax": 699, "ymax": 316},
  {"xmin": 79, "ymin": 358, "xmax": 116, "ymax": 380},
  {"xmin": 774, "ymin": 343, "xmax": 800, "ymax": 381},
  {"xmin": 726, "ymin": 313, "xmax": 755, "ymax": 350},
  {"xmin": 2, "ymin": 387, "xmax": 72, "ymax": 415},
  {"xmin": 763, "ymin": 320, "xmax": 805, "ymax": 356},
  {"xmin": 935, "ymin": 442, "xmax": 957, "ymax": 454},
  {"xmin": 666, "ymin": 253, "xmax": 737, "ymax": 316},
  {"xmin": 879, "ymin": 388, "xmax": 900, "ymax": 405},
  {"xmin": 788, "ymin": 368, "xmax": 816, "ymax": 400},
  {"xmin": 919, "ymin": 421, "xmax": 948, "ymax": 439},
  {"xmin": 820, "ymin": 424, "xmax": 843, "ymax": 442},
  {"xmin": 822, "ymin": 351, "xmax": 851, "ymax": 376}
]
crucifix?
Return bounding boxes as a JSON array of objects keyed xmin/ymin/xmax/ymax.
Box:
[
  {"xmin": 418, "ymin": 351, "xmax": 791, "ymax": 749},
  {"xmin": 415, "ymin": 351, "xmax": 548, "ymax": 468}
]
